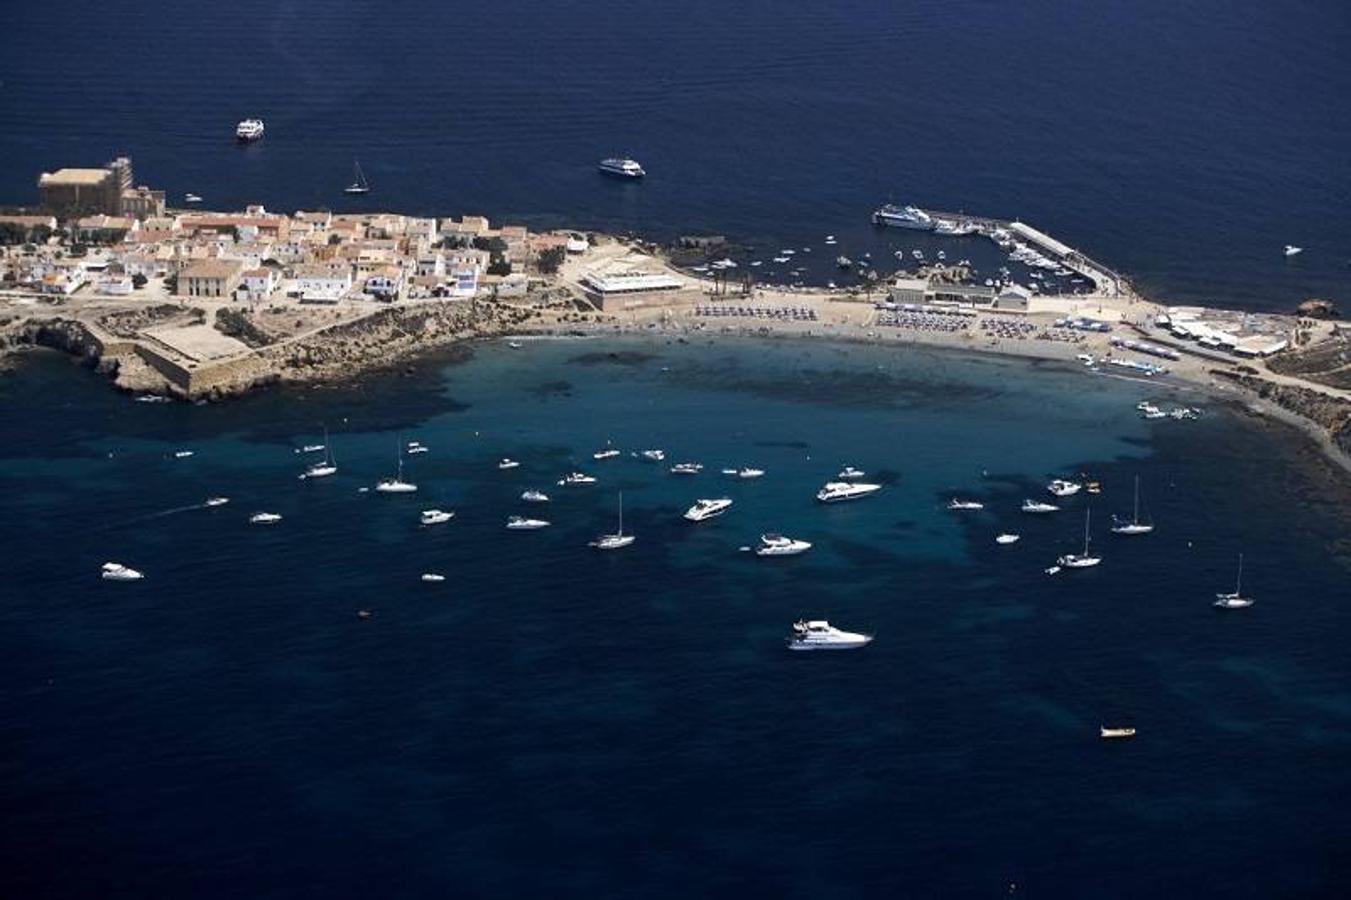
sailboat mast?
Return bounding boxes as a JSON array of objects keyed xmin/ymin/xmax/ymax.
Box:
[
  {"xmin": 1236, "ymin": 553, "xmax": 1243, "ymax": 595},
  {"xmin": 1133, "ymin": 476, "xmax": 1140, "ymax": 525},
  {"xmin": 1084, "ymin": 508, "xmax": 1091, "ymax": 554},
  {"xmin": 618, "ymin": 491, "xmax": 624, "ymax": 536}
]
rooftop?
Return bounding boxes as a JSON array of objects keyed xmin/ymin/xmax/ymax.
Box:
[{"xmin": 39, "ymin": 168, "xmax": 112, "ymax": 187}]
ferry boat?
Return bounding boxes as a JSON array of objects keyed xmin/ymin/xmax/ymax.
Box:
[
  {"xmin": 420, "ymin": 509, "xmax": 454, "ymax": 526},
  {"xmin": 235, "ymin": 118, "xmax": 265, "ymax": 142},
  {"xmin": 521, "ymin": 490, "xmax": 551, "ymax": 503},
  {"xmin": 684, "ymin": 497, "xmax": 733, "ymax": 522},
  {"xmin": 670, "ymin": 462, "xmax": 703, "ymax": 475},
  {"xmin": 755, "ymin": 534, "xmax": 811, "ymax": 556},
  {"xmin": 598, "ymin": 157, "xmax": 645, "ymax": 179},
  {"xmin": 101, "ymin": 562, "xmax": 144, "ymax": 581},
  {"xmin": 786, "ymin": 619, "xmax": 873, "ymax": 651},
  {"xmin": 558, "ymin": 472, "xmax": 597, "ymax": 486},
  {"xmin": 249, "ymin": 512, "xmax": 283, "ymax": 525},
  {"xmin": 1022, "ymin": 499, "xmax": 1059, "ymax": 514},
  {"xmin": 506, "ymin": 516, "xmax": 550, "ymax": 530},
  {"xmin": 871, "ymin": 203, "xmax": 935, "ymax": 231},
  {"xmin": 1100, "ymin": 726, "xmax": 1136, "ymax": 740},
  {"xmin": 816, "ymin": 481, "xmax": 882, "ymax": 503},
  {"xmin": 947, "ymin": 498, "xmax": 985, "ymax": 511}
]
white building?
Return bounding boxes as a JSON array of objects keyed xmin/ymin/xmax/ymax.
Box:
[
  {"xmin": 293, "ymin": 264, "xmax": 353, "ymax": 304},
  {"xmin": 240, "ymin": 268, "xmax": 278, "ymax": 301}
]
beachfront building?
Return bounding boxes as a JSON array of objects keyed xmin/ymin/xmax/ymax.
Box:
[
  {"xmin": 178, "ymin": 259, "xmax": 244, "ymax": 298},
  {"xmin": 931, "ymin": 284, "xmax": 996, "ymax": 307},
  {"xmin": 580, "ymin": 270, "xmax": 687, "ymax": 312},
  {"xmin": 889, "ymin": 277, "xmax": 930, "ymax": 306},
  {"xmin": 994, "ymin": 287, "xmax": 1030, "ymax": 311}
]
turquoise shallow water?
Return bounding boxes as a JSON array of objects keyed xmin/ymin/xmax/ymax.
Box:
[{"xmin": 2, "ymin": 337, "xmax": 1350, "ymax": 898}]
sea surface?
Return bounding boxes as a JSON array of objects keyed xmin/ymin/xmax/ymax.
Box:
[
  {"xmin": 1, "ymin": 0, "xmax": 1349, "ymax": 309},
  {"xmin": 2, "ymin": 336, "xmax": 1350, "ymax": 897}
]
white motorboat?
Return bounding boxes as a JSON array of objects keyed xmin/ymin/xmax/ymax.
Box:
[
  {"xmin": 506, "ymin": 516, "xmax": 550, "ymax": 530},
  {"xmin": 558, "ymin": 472, "xmax": 597, "ymax": 486},
  {"xmin": 100, "ymin": 562, "xmax": 144, "ymax": 581},
  {"xmin": 1022, "ymin": 498, "xmax": 1059, "ymax": 513},
  {"xmin": 184, "ymin": 193, "xmax": 202, "ymax": 204},
  {"xmin": 598, "ymin": 157, "xmax": 645, "ymax": 179},
  {"xmin": 1100, "ymin": 726, "xmax": 1136, "ymax": 740},
  {"xmin": 1283, "ymin": 245, "xmax": 1303, "ymax": 257},
  {"xmin": 590, "ymin": 492, "xmax": 635, "ymax": 550},
  {"xmin": 1045, "ymin": 565, "xmax": 1062, "ymax": 575},
  {"xmin": 498, "ymin": 458, "xmax": 521, "ymax": 470},
  {"xmin": 1057, "ymin": 509, "xmax": 1102, "ymax": 568},
  {"xmin": 593, "ymin": 447, "xmax": 621, "ymax": 460},
  {"xmin": 299, "ymin": 444, "xmax": 325, "ymax": 454},
  {"xmin": 421, "ymin": 573, "xmax": 446, "ymax": 583},
  {"xmin": 420, "ymin": 509, "xmax": 455, "ymax": 526},
  {"xmin": 1047, "ymin": 478, "xmax": 1082, "ymax": 497},
  {"xmin": 755, "ymin": 533, "xmax": 811, "ymax": 556},
  {"xmin": 737, "ymin": 467, "xmax": 765, "ymax": 479},
  {"xmin": 670, "ymin": 462, "xmax": 703, "ymax": 475},
  {"xmin": 786, "ymin": 619, "xmax": 873, "ymax": 650},
  {"xmin": 507, "ymin": 340, "xmax": 523, "ymax": 349},
  {"xmin": 1110, "ymin": 476, "xmax": 1154, "ymax": 535},
  {"xmin": 947, "ymin": 498, "xmax": 985, "ymax": 511},
  {"xmin": 1214, "ymin": 553, "xmax": 1255, "ymax": 608},
  {"xmin": 521, "ymin": 490, "xmax": 550, "ymax": 503},
  {"xmin": 376, "ymin": 444, "xmax": 417, "ymax": 493},
  {"xmin": 173, "ymin": 450, "xmax": 194, "ymax": 459},
  {"xmin": 406, "ymin": 441, "xmax": 429, "ymax": 455},
  {"xmin": 249, "ymin": 512, "xmax": 282, "ymax": 525},
  {"xmin": 837, "ymin": 466, "xmax": 866, "ymax": 480},
  {"xmin": 301, "ymin": 426, "xmax": 337, "ymax": 478},
  {"xmin": 235, "ymin": 118, "xmax": 265, "ymax": 141},
  {"xmin": 204, "ymin": 496, "xmax": 230, "ymax": 507},
  {"xmin": 683, "ymin": 497, "xmax": 733, "ymax": 522},
  {"xmin": 638, "ymin": 449, "xmax": 666, "ymax": 462},
  {"xmin": 995, "ymin": 533, "xmax": 1021, "ymax": 545},
  {"xmin": 816, "ymin": 481, "xmax": 881, "ymax": 503}
]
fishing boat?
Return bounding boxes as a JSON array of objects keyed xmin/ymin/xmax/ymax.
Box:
[
  {"xmin": 344, "ymin": 160, "xmax": 370, "ymax": 195},
  {"xmin": 590, "ymin": 492, "xmax": 635, "ymax": 550},
  {"xmin": 1214, "ymin": 554, "xmax": 1255, "ymax": 608},
  {"xmin": 1110, "ymin": 476, "xmax": 1154, "ymax": 535}
]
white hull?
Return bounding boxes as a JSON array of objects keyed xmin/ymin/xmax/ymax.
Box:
[
  {"xmin": 1111, "ymin": 524, "xmax": 1154, "ymax": 535},
  {"xmin": 787, "ymin": 636, "xmax": 873, "ymax": 650},
  {"xmin": 684, "ymin": 499, "xmax": 733, "ymax": 522},
  {"xmin": 816, "ymin": 482, "xmax": 881, "ymax": 503},
  {"xmin": 591, "ymin": 535, "xmax": 635, "ymax": 550},
  {"xmin": 376, "ymin": 482, "xmax": 417, "ymax": 493}
]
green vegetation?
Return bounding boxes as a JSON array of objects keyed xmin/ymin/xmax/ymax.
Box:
[{"xmin": 537, "ymin": 246, "xmax": 566, "ymax": 275}]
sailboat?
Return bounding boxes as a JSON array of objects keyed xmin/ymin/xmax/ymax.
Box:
[
  {"xmin": 1214, "ymin": 554, "xmax": 1254, "ymax": 608},
  {"xmin": 344, "ymin": 160, "xmax": 370, "ymax": 195},
  {"xmin": 1057, "ymin": 508, "xmax": 1102, "ymax": 568},
  {"xmin": 589, "ymin": 491, "xmax": 635, "ymax": 550},
  {"xmin": 375, "ymin": 441, "xmax": 417, "ymax": 493},
  {"xmin": 1110, "ymin": 476, "xmax": 1153, "ymax": 535},
  {"xmin": 302, "ymin": 426, "xmax": 337, "ymax": 478}
]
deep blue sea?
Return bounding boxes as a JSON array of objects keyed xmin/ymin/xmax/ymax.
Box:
[
  {"xmin": 2, "ymin": 337, "xmax": 1350, "ymax": 897},
  {"xmin": 1, "ymin": 0, "xmax": 1349, "ymax": 310}
]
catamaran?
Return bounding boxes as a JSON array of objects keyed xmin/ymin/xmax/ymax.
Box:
[
  {"xmin": 1057, "ymin": 508, "xmax": 1102, "ymax": 568},
  {"xmin": 1110, "ymin": 476, "xmax": 1153, "ymax": 535},
  {"xmin": 590, "ymin": 492, "xmax": 635, "ymax": 550},
  {"xmin": 1214, "ymin": 554, "xmax": 1255, "ymax": 608}
]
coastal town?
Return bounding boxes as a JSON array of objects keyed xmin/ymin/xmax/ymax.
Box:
[{"xmin": 1, "ymin": 155, "xmax": 1348, "ymax": 468}]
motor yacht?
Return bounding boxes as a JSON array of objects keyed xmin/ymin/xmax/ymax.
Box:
[
  {"xmin": 1100, "ymin": 726, "xmax": 1136, "ymax": 740},
  {"xmin": 1022, "ymin": 499, "xmax": 1059, "ymax": 514},
  {"xmin": 521, "ymin": 490, "xmax": 550, "ymax": 503},
  {"xmin": 995, "ymin": 533, "xmax": 1021, "ymax": 545},
  {"xmin": 173, "ymin": 450, "xmax": 194, "ymax": 459},
  {"xmin": 639, "ymin": 449, "xmax": 666, "ymax": 462},
  {"xmin": 420, "ymin": 509, "xmax": 454, "ymax": 526},
  {"xmin": 1047, "ymin": 479, "xmax": 1082, "ymax": 497},
  {"xmin": 786, "ymin": 620, "xmax": 873, "ymax": 650},
  {"xmin": 204, "ymin": 496, "xmax": 230, "ymax": 507},
  {"xmin": 249, "ymin": 512, "xmax": 283, "ymax": 525},
  {"xmin": 598, "ymin": 157, "xmax": 645, "ymax": 178},
  {"xmin": 421, "ymin": 573, "xmax": 446, "ymax": 583},
  {"xmin": 235, "ymin": 118, "xmax": 265, "ymax": 141},
  {"xmin": 1057, "ymin": 509, "xmax": 1102, "ymax": 568},
  {"xmin": 593, "ymin": 447, "xmax": 621, "ymax": 460},
  {"xmin": 670, "ymin": 462, "xmax": 703, "ymax": 475},
  {"xmin": 590, "ymin": 492, "xmax": 635, "ymax": 550},
  {"xmin": 816, "ymin": 481, "xmax": 882, "ymax": 503},
  {"xmin": 101, "ymin": 562, "xmax": 144, "ymax": 581},
  {"xmin": 947, "ymin": 498, "xmax": 984, "ymax": 511},
  {"xmin": 871, "ymin": 204, "xmax": 935, "ymax": 231},
  {"xmin": 837, "ymin": 466, "xmax": 866, "ymax": 480},
  {"xmin": 683, "ymin": 497, "xmax": 733, "ymax": 522},
  {"xmin": 498, "ymin": 458, "xmax": 521, "ymax": 470},
  {"xmin": 558, "ymin": 472, "xmax": 597, "ymax": 486},
  {"xmin": 736, "ymin": 467, "xmax": 765, "ymax": 479},
  {"xmin": 506, "ymin": 516, "xmax": 550, "ymax": 530},
  {"xmin": 755, "ymin": 534, "xmax": 811, "ymax": 556}
]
